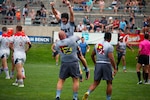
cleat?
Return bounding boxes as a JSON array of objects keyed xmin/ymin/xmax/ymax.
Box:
[
  {"xmin": 18, "ymin": 84, "xmax": 24, "ymax": 88},
  {"xmin": 82, "ymin": 92, "xmax": 89, "ymax": 100},
  {"xmin": 5, "ymin": 76, "xmax": 10, "ymax": 79},
  {"xmin": 85, "ymin": 71, "xmax": 90, "ymax": 80},
  {"xmin": 10, "ymin": 75, "xmax": 14, "ymax": 79},
  {"xmin": 73, "ymin": 98, "xmax": 79, "ymax": 100},
  {"xmin": 123, "ymin": 69, "xmax": 127, "ymax": 73},
  {"xmin": 144, "ymin": 82, "xmax": 150, "ymax": 85},
  {"xmin": 137, "ymin": 81, "xmax": 142, "ymax": 84},
  {"xmin": 12, "ymin": 82, "xmax": 18, "ymax": 86},
  {"xmin": 55, "ymin": 97, "xmax": 60, "ymax": 100}
]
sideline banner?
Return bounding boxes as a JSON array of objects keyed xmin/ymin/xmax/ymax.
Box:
[
  {"xmin": 29, "ymin": 36, "xmax": 51, "ymax": 43},
  {"xmin": 53, "ymin": 32, "xmax": 118, "ymax": 45},
  {"xmin": 120, "ymin": 34, "xmax": 144, "ymax": 45}
]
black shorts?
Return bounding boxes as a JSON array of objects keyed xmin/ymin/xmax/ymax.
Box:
[
  {"xmin": 52, "ymin": 51, "xmax": 59, "ymax": 57},
  {"xmin": 138, "ymin": 55, "xmax": 149, "ymax": 65}
]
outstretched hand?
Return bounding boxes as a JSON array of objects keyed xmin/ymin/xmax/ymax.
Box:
[
  {"xmin": 62, "ymin": 0, "xmax": 70, "ymax": 6},
  {"xmin": 50, "ymin": 2, "xmax": 54, "ymax": 6}
]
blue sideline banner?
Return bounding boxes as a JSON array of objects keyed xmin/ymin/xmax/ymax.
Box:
[{"xmin": 28, "ymin": 36, "xmax": 51, "ymax": 43}]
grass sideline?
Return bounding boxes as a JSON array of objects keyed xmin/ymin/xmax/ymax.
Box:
[{"xmin": 0, "ymin": 44, "xmax": 150, "ymax": 100}]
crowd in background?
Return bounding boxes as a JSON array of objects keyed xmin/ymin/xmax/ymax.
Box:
[{"xmin": 0, "ymin": 0, "xmax": 150, "ymax": 34}]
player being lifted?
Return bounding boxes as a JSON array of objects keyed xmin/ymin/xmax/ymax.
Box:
[{"xmin": 50, "ymin": 0, "xmax": 90, "ymax": 81}]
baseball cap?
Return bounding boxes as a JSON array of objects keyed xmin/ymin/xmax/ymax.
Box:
[{"xmin": 119, "ymin": 36, "xmax": 123, "ymax": 40}]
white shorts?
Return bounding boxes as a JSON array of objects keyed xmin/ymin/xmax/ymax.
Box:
[
  {"xmin": 0, "ymin": 49, "xmax": 10, "ymax": 59},
  {"xmin": 13, "ymin": 51, "xmax": 26, "ymax": 64}
]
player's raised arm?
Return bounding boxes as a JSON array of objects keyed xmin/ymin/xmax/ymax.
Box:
[
  {"xmin": 50, "ymin": 2, "xmax": 61, "ymax": 22},
  {"xmin": 64, "ymin": 0, "xmax": 74, "ymax": 22}
]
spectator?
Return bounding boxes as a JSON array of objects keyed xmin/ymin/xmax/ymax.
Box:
[
  {"xmin": 86, "ymin": 0, "xmax": 93, "ymax": 12},
  {"xmin": 82, "ymin": 26, "xmax": 89, "ymax": 41},
  {"xmin": 112, "ymin": 17, "xmax": 120, "ymax": 30},
  {"xmin": 99, "ymin": 16, "xmax": 107, "ymax": 32},
  {"xmin": 112, "ymin": 0, "xmax": 121, "ymax": 14},
  {"xmin": 119, "ymin": 18, "xmax": 127, "ymax": 32},
  {"xmin": 99, "ymin": 0, "xmax": 105, "ymax": 13},
  {"xmin": 5, "ymin": 8, "xmax": 14, "ymax": 24},
  {"xmin": 83, "ymin": 15, "xmax": 90, "ymax": 26},
  {"xmin": 106, "ymin": 17, "xmax": 114, "ymax": 32},
  {"xmin": 131, "ymin": 0, "xmax": 139, "ymax": 13},
  {"xmin": 142, "ymin": 17, "xmax": 149, "ymax": 34},
  {"xmin": 33, "ymin": 10, "xmax": 41, "ymax": 25},
  {"xmin": 93, "ymin": 18, "xmax": 101, "ymax": 32},
  {"xmin": 129, "ymin": 12, "xmax": 135, "ymax": 32},
  {"xmin": 10, "ymin": 2, "xmax": 16, "ymax": 16},
  {"xmin": 1, "ymin": 2, "xmax": 8, "ymax": 24},
  {"xmin": 16, "ymin": 9, "xmax": 21, "ymax": 24},
  {"xmin": 22, "ymin": 4, "xmax": 29, "ymax": 23},
  {"xmin": 40, "ymin": 4, "xmax": 47, "ymax": 26},
  {"xmin": 29, "ymin": 9, "xmax": 36, "ymax": 24},
  {"xmin": 77, "ymin": 21, "xmax": 85, "ymax": 32},
  {"xmin": 124, "ymin": 0, "xmax": 132, "ymax": 14}
]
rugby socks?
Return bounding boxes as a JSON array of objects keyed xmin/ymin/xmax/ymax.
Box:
[
  {"xmin": 4, "ymin": 68, "xmax": 10, "ymax": 78},
  {"xmin": 123, "ymin": 66, "xmax": 126, "ymax": 70},
  {"xmin": 0, "ymin": 67, "xmax": 3, "ymax": 74},
  {"xmin": 18, "ymin": 79, "xmax": 24, "ymax": 85},
  {"xmin": 144, "ymin": 73, "xmax": 148, "ymax": 83},
  {"xmin": 56, "ymin": 90, "xmax": 61, "ymax": 98},
  {"xmin": 10, "ymin": 71, "xmax": 14, "ymax": 78},
  {"xmin": 106, "ymin": 95, "xmax": 111, "ymax": 100},
  {"xmin": 87, "ymin": 89, "xmax": 92, "ymax": 94},
  {"xmin": 142, "ymin": 70, "xmax": 145, "ymax": 80},
  {"xmin": 22, "ymin": 67, "xmax": 25, "ymax": 77},
  {"xmin": 73, "ymin": 92, "xmax": 78, "ymax": 100},
  {"xmin": 84, "ymin": 67, "xmax": 89, "ymax": 72},
  {"xmin": 137, "ymin": 72, "xmax": 141, "ymax": 82}
]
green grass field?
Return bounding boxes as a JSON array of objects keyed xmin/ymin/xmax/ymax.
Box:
[{"xmin": 0, "ymin": 44, "xmax": 150, "ymax": 100}]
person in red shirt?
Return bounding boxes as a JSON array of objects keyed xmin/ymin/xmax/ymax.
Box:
[{"xmin": 112, "ymin": 17, "xmax": 120, "ymax": 30}]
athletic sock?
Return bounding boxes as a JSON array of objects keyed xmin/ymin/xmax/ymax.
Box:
[
  {"xmin": 0, "ymin": 67, "xmax": 3, "ymax": 74},
  {"xmin": 123, "ymin": 66, "xmax": 126, "ymax": 70},
  {"xmin": 84, "ymin": 67, "xmax": 89, "ymax": 72},
  {"xmin": 4, "ymin": 68, "xmax": 10, "ymax": 78},
  {"xmin": 137, "ymin": 72, "xmax": 141, "ymax": 82},
  {"xmin": 142, "ymin": 70, "xmax": 145, "ymax": 80},
  {"xmin": 56, "ymin": 90, "xmax": 61, "ymax": 98},
  {"xmin": 145, "ymin": 73, "xmax": 148, "ymax": 83},
  {"xmin": 18, "ymin": 79, "xmax": 24, "ymax": 85},
  {"xmin": 106, "ymin": 95, "xmax": 111, "ymax": 100},
  {"xmin": 10, "ymin": 71, "xmax": 14, "ymax": 77},
  {"xmin": 87, "ymin": 89, "xmax": 92, "ymax": 94},
  {"xmin": 22, "ymin": 67, "xmax": 25, "ymax": 77},
  {"xmin": 73, "ymin": 92, "xmax": 78, "ymax": 100}
]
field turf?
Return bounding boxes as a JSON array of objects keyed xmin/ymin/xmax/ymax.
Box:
[{"xmin": 0, "ymin": 44, "xmax": 150, "ymax": 100}]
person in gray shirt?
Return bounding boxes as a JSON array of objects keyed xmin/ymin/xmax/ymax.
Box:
[
  {"xmin": 54, "ymin": 30, "xmax": 80, "ymax": 100},
  {"xmin": 50, "ymin": 0, "xmax": 90, "ymax": 81},
  {"xmin": 116, "ymin": 36, "xmax": 134, "ymax": 72},
  {"xmin": 82, "ymin": 32, "xmax": 117, "ymax": 100}
]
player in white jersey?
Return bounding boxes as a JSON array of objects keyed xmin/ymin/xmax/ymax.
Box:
[
  {"xmin": 82, "ymin": 32, "xmax": 117, "ymax": 100},
  {"xmin": 0, "ymin": 27, "xmax": 11, "ymax": 79},
  {"xmin": 50, "ymin": 0, "xmax": 90, "ymax": 81},
  {"xmin": 10, "ymin": 25, "xmax": 31, "ymax": 87}
]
